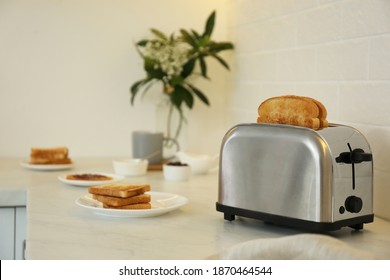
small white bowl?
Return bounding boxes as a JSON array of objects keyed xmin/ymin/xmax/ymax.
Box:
[
  {"xmin": 163, "ymin": 163, "xmax": 191, "ymax": 181},
  {"xmin": 175, "ymin": 151, "xmax": 219, "ymax": 175},
  {"xmin": 112, "ymin": 159, "xmax": 148, "ymax": 176}
]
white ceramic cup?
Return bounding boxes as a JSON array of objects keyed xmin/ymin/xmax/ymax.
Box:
[
  {"xmin": 175, "ymin": 151, "xmax": 219, "ymax": 175},
  {"xmin": 163, "ymin": 164, "xmax": 191, "ymax": 181},
  {"xmin": 112, "ymin": 159, "xmax": 148, "ymax": 176}
]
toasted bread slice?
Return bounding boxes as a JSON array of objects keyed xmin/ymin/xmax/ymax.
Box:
[
  {"xmin": 257, "ymin": 115, "xmax": 320, "ymax": 129},
  {"xmin": 302, "ymin": 97, "xmax": 328, "ymax": 128},
  {"xmin": 103, "ymin": 202, "xmax": 151, "ymax": 209},
  {"xmin": 30, "ymin": 146, "xmax": 72, "ymax": 164},
  {"xmin": 88, "ymin": 184, "xmax": 150, "ymax": 198},
  {"xmin": 30, "ymin": 147, "xmax": 69, "ymax": 158},
  {"xmin": 93, "ymin": 193, "xmax": 151, "ymax": 207},
  {"xmin": 257, "ymin": 95, "xmax": 321, "ymax": 130}
]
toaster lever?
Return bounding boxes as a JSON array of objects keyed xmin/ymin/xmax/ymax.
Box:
[
  {"xmin": 336, "ymin": 145, "xmax": 373, "ymax": 190},
  {"xmin": 336, "ymin": 148, "xmax": 372, "ymax": 164}
]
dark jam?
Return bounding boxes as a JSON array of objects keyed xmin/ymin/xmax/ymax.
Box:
[
  {"xmin": 66, "ymin": 173, "xmax": 112, "ymax": 181},
  {"xmin": 167, "ymin": 161, "xmax": 188, "ymax": 166}
]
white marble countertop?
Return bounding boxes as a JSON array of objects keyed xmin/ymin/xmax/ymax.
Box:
[{"xmin": 1, "ymin": 158, "xmax": 390, "ymax": 260}]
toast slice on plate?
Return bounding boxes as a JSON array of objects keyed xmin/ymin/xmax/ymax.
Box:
[
  {"xmin": 102, "ymin": 203, "xmax": 151, "ymax": 209},
  {"xmin": 30, "ymin": 146, "xmax": 72, "ymax": 164},
  {"xmin": 88, "ymin": 183, "xmax": 151, "ymax": 210},
  {"xmin": 92, "ymin": 193, "xmax": 151, "ymax": 207},
  {"xmin": 88, "ymin": 183, "xmax": 150, "ymax": 198}
]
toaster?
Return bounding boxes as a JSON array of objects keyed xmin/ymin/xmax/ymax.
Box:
[{"xmin": 216, "ymin": 123, "xmax": 374, "ymax": 231}]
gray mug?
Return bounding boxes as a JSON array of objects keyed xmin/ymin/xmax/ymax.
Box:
[{"xmin": 132, "ymin": 131, "xmax": 180, "ymax": 165}]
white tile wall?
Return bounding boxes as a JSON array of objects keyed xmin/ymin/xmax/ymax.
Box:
[
  {"xmin": 227, "ymin": 0, "xmax": 390, "ymax": 220},
  {"xmin": 370, "ymin": 36, "xmax": 390, "ymax": 79}
]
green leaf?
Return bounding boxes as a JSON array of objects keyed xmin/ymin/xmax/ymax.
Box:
[
  {"xmin": 140, "ymin": 79, "xmax": 157, "ymax": 100},
  {"xmin": 144, "ymin": 58, "xmax": 165, "ymax": 79},
  {"xmin": 136, "ymin": 39, "xmax": 149, "ymax": 47},
  {"xmin": 181, "ymin": 58, "xmax": 196, "ymax": 79},
  {"xmin": 191, "ymin": 29, "xmax": 201, "ymax": 40},
  {"xmin": 199, "ymin": 56, "xmax": 208, "ymax": 78},
  {"xmin": 134, "ymin": 42, "xmax": 145, "ymax": 59},
  {"xmin": 143, "ymin": 57, "xmax": 155, "ymax": 71},
  {"xmin": 203, "ymin": 10, "xmax": 215, "ymax": 37},
  {"xmin": 197, "ymin": 36, "xmax": 210, "ymax": 48},
  {"xmin": 186, "ymin": 83, "xmax": 210, "ymax": 106},
  {"xmin": 171, "ymin": 85, "xmax": 194, "ymax": 109},
  {"xmin": 169, "ymin": 75, "xmax": 184, "ymax": 86},
  {"xmin": 208, "ymin": 42, "xmax": 234, "ymax": 52},
  {"xmin": 170, "ymin": 90, "xmax": 182, "ymax": 110},
  {"xmin": 210, "ymin": 54, "xmax": 230, "ymax": 70},
  {"xmin": 130, "ymin": 79, "xmax": 144, "ymax": 95},
  {"xmin": 150, "ymin": 28, "xmax": 168, "ymax": 41},
  {"xmin": 180, "ymin": 29, "xmax": 197, "ymax": 47},
  {"xmin": 130, "ymin": 78, "xmax": 152, "ymax": 105}
]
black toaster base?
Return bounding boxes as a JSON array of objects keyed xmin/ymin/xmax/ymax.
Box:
[{"xmin": 216, "ymin": 203, "xmax": 374, "ymax": 232}]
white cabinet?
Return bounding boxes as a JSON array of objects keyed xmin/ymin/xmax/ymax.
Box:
[
  {"xmin": 15, "ymin": 207, "xmax": 27, "ymax": 260},
  {"xmin": 0, "ymin": 206, "xmax": 26, "ymax": 260},
  {"xmin": 0, "ymin": 208, "xmax": 14, "ymax": 259}
]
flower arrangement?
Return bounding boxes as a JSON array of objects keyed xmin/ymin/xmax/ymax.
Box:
[{"xmin": 130, "ymin": 10, "xmax": 234, "ymax": 141}]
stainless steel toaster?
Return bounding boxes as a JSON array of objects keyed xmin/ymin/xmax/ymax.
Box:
[{"xmin": 216, "ymin": 123, "xmax": 374, "ymax": 231}]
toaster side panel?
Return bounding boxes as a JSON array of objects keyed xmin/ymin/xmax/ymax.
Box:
[
  {"xmin": 318, "ymin": 125, "xmax": 373, "ymax": 222},
  {"xmin": 218, "ymin": 124, "xmax": 334, "ymax": 223}
]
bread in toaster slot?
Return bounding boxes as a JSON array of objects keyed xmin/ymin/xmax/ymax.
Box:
[{"xmin": 257, "ymin": 95, "xmax": 328, "ymax": 130}]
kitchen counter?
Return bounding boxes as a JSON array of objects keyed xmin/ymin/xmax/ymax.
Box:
[{"xmin": 1, "ymin": 158, "xmax": 390, "ymax": 260}]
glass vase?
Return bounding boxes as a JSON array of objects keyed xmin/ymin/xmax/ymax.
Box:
[{"xmin": 155, "ymin": 97, "xmax": 187, "ymax": 159}]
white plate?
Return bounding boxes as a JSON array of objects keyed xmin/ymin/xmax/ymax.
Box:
[
  {"xmin": 20, "ymin": 161, "xmax": 74, "ymax": 171},
  {"xmin": 58, "ymin": 173, "xmax": 124, "ymax": 186},
  {"xmin": 75, "ymin": 191, "xmax": 188, "ymax": 218}
]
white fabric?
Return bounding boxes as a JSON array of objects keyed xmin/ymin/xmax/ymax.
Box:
[{"xmin": 214, "ymin": 234, "xmax": 374, "ymax": 260}]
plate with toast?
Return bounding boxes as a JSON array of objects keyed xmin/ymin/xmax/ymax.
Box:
[
  {"xmin": 58, "ymin": 172, "xmax": 124, "ymax": 186},
  {"xmin": 21, "ymin": 146, "xmax": 74, "ymax": 171},
  {"xmin": 76, "ymin": 191, "xmax": 188, "ymax": 218},
  {"xmin": 20, "ymin": 161, "xmax": 74, "ymax": 171}
]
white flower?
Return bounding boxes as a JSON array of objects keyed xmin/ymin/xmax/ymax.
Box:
[{"xmin": 142, "ymin": 39, "xmax": 191, "ymax": 78}]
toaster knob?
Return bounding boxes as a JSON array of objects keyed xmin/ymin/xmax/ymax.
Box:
[{"xmin": 345, "ymin": 196, "xmax": 363, "ymax": 213}]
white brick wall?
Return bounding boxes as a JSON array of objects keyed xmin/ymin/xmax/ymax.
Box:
[{"xmin": 227, "ymin": 0, "xmax": 390, "ymax": 220}]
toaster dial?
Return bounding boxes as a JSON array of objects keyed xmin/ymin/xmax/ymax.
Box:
[{"xmin": 345, "ymin": 196, "xmax": 363, "ymax": 213}]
